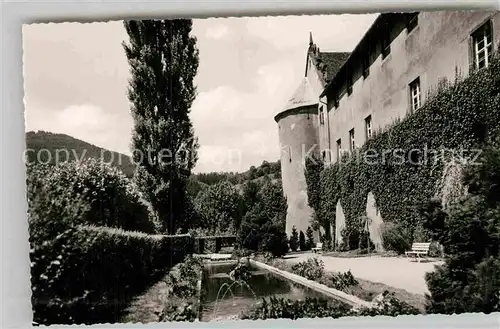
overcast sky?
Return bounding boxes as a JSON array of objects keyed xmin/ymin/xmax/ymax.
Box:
[{"xmin": 23, "ymin": 14, "xmax": 377, "ymax": 173}]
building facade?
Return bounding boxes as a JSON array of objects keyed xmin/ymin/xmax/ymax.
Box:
[
  {"xmin": 320, "ymin": 11, "xmax": 500, "ymax": 162},
  {"xmin": 276, "ymin": 11, "xmax": 500, "ymax": 240}
]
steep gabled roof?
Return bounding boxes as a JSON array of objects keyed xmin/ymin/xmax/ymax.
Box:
[
  {"xmin": 316, "ymin": 52, "xmax": 351, "ymax": 83},
  {"xmin": 320, "ymin": 13, "xmax": 418, "ymax": 98},
  {"xmin": 306, "ymin": 32, "xmax": 350, "ymax": 86}
]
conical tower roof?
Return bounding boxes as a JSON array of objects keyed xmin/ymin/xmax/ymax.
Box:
[{"xmin": 275, "ymin": 77, "xmax": 318, "ymax": 121}]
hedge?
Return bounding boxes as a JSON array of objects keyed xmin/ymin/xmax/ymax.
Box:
[
  {"xmin": 30, "ymin": 225, "xmax": 194, "ymax": 325},
  {"xmin": 306, "ymin": 50, "xmax": 500, "ymax": 248},
  {"xmin": 26, "ymin": 159, "xmax": 158, "ymax": 236}
]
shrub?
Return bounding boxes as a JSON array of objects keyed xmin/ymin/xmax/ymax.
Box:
[
  {"xmin": 291, "ymin": 258, "xmax": 325, "ymax": 281},
  {"xmin": 237, "ymin": 219, "xmax": 260, "ymax": 251},
  {"xmin": 289, "ymin": 226, "xmax": 299, "ymax": 252},
  {"xmin": 166, "ymin": 255, "xmax": 203, "ymax": 299},
  {"xmin": 358, "ymin": 231, "xmax": 375, "ymax": 252},
  {"xmin": 425, "ymin": 197, "xmax": 500, "ymax": 313},
  {"xmin": 380, "ymin": 222, "xmax": 412, "ymax": 254},
  {"xmin": 330, "ymin": 271, "xmax": 359, "ymax": 291},
  {"xmin": 339, "ymin": 226, "xmax": 374, "ymax": 252},
  {"xmin": 306, "ymin": 226, "xmax": 314, "ymax": 250},
  {"xmin": 30, "ymin": 225, "xmax": 194, "ymax": 325},
  {"xmin": 27, "ymin": 164, "xmax": 90, "ymax": 243},
  {"xmin": 299, "ymin": 231, "xmax": 307, "ymax": 251},
  {"xmin": 428, "ymin": 241, "xmax": 444, "ymax": 258},
  {"xmin": 424, "ymin": 143, "xmax": 500, "ymax": 314},
  {"xmin": 27, "ymin": 159, "xmax": 156, "ymax": 235},
  {"xmin": 242, "ymin": 294, "xmax": 420, "ymax": 320},
  {"xmin": 320, "ymin": 232, "xmax": 333, "ymax": 251},
  {"xmin": 259, "ymin": 222, "xmax": 289, "ymax": 257},
  {"xmin": 355, "ymin": 291, "xmax": 420, "ymax": 316},
  {"xmin": 242, "ymin": 296, "xmax": 351, "ymax": 320},
  {"xmin": 159, "ymin": 302, "xmax": 198, "ymax": 322},
  {"xmin": 236, "ymin": 181, "xmax": 288, "ymax": 257}
]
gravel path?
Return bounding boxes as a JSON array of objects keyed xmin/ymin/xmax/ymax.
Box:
[{"xmin": 283, "ymin": 253, "xmax": 444, "ymax": 295}]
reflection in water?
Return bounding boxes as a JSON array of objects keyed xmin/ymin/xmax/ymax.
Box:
[{"xmin": 201, "ymin": 262, "xmax": 331, "ymax": 322}]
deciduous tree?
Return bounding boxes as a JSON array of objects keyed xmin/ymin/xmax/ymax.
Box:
[{"xmin": 123, "ymin": 19, "xmax": 199, "ymax": 233}]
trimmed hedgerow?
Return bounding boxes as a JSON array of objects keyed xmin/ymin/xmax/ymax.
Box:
[
  {"xmin": 30, "ymin": 225, "xmax": 194, "ymax": 325},
  {"xmin": 306, "ymin": 50, "xmax": 500, "ymax": 249}
]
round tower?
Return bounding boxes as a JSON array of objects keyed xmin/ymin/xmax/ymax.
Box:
[{"xmin": 274, "ymin": 77, "xmax": 320, "ymax": 239}]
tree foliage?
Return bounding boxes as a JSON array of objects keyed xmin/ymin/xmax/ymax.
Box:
[
  {"xmin": 289, "ymin": 227, "xmax": 298, "ymax": 252},
  {"xmin": 237, "ymin": 181, "xmax": 288, "ymax": 257},
  {"xmin": 191, "ymin": 160, "xmax": 281, "ymax": 186},
  {"xmin": 299, "ymin": 231, "xmax": 306, "ymax": 251},
  {"xmin": 27, "ymin": 159, "xmax": 156, "ymax": 239},
  {"xmin": 306, "ymin": 226, "xmax": 314, "ymax": 250},
  {"xmin": 123, "ymin": 19, "xmax": 199, "ymax": 234},
  {"xmin": 193, "ymin": 180, "xmax": 244, "ymax": 234},
  {"xmin": 25, "ymin": 131, "xmax": 135, "ymax": 177},
  {"xmin": 424, "ymin": 142, "xmax": 500, "ymax": 314},
  {"xmin": 242, "ymin": 180, "xmax": 261, "ymax": 210}
]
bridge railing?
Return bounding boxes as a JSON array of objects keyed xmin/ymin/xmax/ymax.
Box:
[{"xmin": 194, "ymin": 235, "xmax": 236, "ymax": 254}]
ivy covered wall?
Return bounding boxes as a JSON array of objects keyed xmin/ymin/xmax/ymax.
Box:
[{"xmin": 306, "ymin": 51, "xmax": 500, "ymax": 247}]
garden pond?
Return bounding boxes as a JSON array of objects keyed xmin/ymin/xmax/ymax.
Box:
[{"xmin": 200, "ymin": 261, "xmax": 336, "ymax": 321}]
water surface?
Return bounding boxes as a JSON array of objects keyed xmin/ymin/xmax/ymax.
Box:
[{"xmin": 200, "ymin": 262, "xmax": 332, "ymax": 321}]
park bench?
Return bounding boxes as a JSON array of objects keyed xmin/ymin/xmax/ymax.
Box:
[
  {"xmin": 311, "ymin": 242, "xmax": 323, "ymax": 253},
  {"xmin": 405, "ymin": 242, "xmax": 431, "ymax": 262}
]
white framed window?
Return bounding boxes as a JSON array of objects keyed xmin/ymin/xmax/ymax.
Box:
[
  {"xmin": 365, "ymin": 115, "xmax": 373, "ymax": 140},
  {"xmin": 472, "ymin": 21, "xmax": 493, "ymax": 70},
  {"xmin": 349, "ymin": 129, "xmax": 355, "ymax": 151},
  {"xmin": 409, "ymin": 77, "xmax": 421, "ymax": 112}
]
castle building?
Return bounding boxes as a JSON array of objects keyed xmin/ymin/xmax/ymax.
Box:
[
  {"xmin": 276, "ymin": 11, "xmax": 500, "ymax": 239},
  {"xmin": 274, "ymin": 33, "xmax": 349, "ymax": 237}
]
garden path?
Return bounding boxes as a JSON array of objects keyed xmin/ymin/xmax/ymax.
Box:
[{"xmin": 283, "ymin": 253, "xmax": 444, "ymax": 295}]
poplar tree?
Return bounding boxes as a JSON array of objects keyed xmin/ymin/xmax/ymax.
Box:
[{"xmin": 123, "ymin": 19, "xmax": 199, "ymax": 234}]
